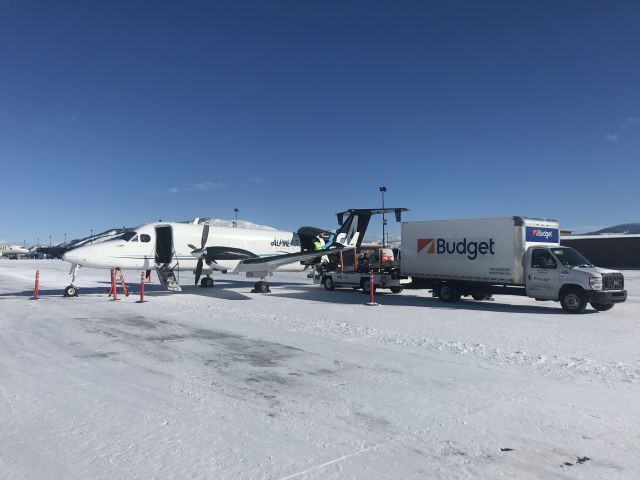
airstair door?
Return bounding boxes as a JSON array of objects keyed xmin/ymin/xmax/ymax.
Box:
[{"xmin": 155, "ymin": 226, "xmax": 173, "ymax": 264}]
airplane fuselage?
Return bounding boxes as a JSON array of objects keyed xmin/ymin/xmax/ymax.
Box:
[
  {"xmin": 62, "ymin": 221, "xmax": 306, "ymax": 273},
  {"xmin": 0, "ymin": 244, "xmax": 29, "ymax": 258}
]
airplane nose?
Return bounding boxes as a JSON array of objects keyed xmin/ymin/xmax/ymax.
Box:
[{"xmin": 62, "ymin": 250, "xmax": 79, "ymax": 263}]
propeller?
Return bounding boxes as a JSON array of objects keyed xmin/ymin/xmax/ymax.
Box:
[{"xmin": 191, "ymin": 224, "xmax": 210, "ymax": 285}]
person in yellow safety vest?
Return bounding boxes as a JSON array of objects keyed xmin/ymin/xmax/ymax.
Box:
[{"xmin": 313, "ymin": 237, "xmax": 323, "ymax": 250}]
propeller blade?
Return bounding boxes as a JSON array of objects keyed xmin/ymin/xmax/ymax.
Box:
[
  {"xmin": 195, "ymin": 225, "xmax": 210, "ymax": 285},
  {"xmin": 195, "ymin": 259, "xmax": 203, "ymax": 285},
  {"xmin": 201, "ymin": 224, "xmax": 210, "ymax": 248},
  {"xmin": 187, "ymin": 244, "xmax": 198, "ymax": 251}
]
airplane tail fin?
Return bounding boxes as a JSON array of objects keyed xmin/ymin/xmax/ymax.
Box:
[
  {"xmin": 333, "ymin": 211, "xmax": 370, "ymax": 248},
  {"xmin": 333, "ymin": 208, "xmax": 408, "ymax": 248}
]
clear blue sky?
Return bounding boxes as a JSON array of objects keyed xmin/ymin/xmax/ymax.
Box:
[{"xmin": 1, "ymin": 0, "xmax": 639, "ymax": 245}]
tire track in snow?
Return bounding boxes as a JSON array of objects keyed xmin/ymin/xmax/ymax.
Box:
[{"xmin": 175, "ymin": 299, "xmax": 640, "ymax": 387}]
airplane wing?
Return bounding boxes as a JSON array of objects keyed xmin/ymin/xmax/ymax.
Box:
[{"xmin": 234, "ymin": 246, "xmax": 354, "ymax": 273}]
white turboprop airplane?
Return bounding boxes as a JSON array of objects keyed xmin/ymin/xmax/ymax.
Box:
[
  {"xmin": 60, "ymin": 211, "xmax": 375, "ymax": 297},
  {"xmin": 0, "ymin": 244, "xmax": 29, "ymax": 259}
]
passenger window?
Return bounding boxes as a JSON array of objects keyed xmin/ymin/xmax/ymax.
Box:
[
  {"xmin": 140, "ymin": 234, "xmax": 151, "ymax": 243},
  {"xmin": 531, "ymin": 250, "xmax": 557, "ymax": 269}
]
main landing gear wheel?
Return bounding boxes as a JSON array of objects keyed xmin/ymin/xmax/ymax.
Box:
[
  {"xmin": 390, "ymin": 286, "xmax": 403, "ymax": 294},
  {"xmin": 200, "ymin": 277, "xmax": 215, "ymax": 288},
  {"xmin": 64, "ymin": 285, "xmax": 78, "ymax": 297},
  {"xmin": 251, "ymin": 281, "xmax": 271, "ymax": 293}
]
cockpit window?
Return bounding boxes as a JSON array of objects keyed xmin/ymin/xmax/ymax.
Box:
[
  {"xmin": 119, "ymin": 231, "xmax": 137, "ymax": 241},
  {"xmin": 140, "ymin": 234, "xmax": 151, "ymax": 243},
  {"xmin": 130, "ymin": 235, "xmax": 139, "ymax": 242}
]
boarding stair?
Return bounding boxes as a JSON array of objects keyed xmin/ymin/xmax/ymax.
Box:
[
  {"xmin": 155, "ymin": 243, "xmax": 182, "ymax": 292},
  {"xmin": 157, "ymin": 263, "xmax": 182, "ymax": 291}
]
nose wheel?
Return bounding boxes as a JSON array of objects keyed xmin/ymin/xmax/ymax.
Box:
[
  {"xmin": 64, "ymin": 285, "xmax": 78, "ymax": 297},
  {"xmin": 251, "ymin": 281, "xmax": 271, "ymax": 293},
  {"xmin": 200, "ymin": 276, "xmax": 215, "ymax": 288}
]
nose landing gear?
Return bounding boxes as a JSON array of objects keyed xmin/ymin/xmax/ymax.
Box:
[
  {"xmin": 64, "ymin": 285, "xmax": 78, "ymax": 297},
  {"xmin": 64, "ymin": 264, "xmax": 81, "ymax": 297}
]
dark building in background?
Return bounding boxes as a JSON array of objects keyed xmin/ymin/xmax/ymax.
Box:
[
  {"xmin": 560, "ymin": 222, "xmax": 640, "ymax": 269},
  {"xmin": 561, "ymin": 235, "xmax": 640, "ymax": 269}
]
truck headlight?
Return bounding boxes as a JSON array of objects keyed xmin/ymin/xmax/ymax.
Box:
[{"xmin": 589, "ymin": 276, "xmax": 603, "ymax": 290}]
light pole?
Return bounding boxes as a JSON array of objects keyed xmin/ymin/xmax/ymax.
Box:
[
  {"xmin": 64, "ymin": 233, "xmax": 67, "ymax": 244},
  {"xmin": 90, "ymin": 229, "xmax": 93, "ymax": 244},
  {"xmin": 234, "ymin": 208, "xmax": 239, "ymax": 228},
  {"xmin": 49, "ymin": 235, "xmax": 51, "ymax": 247},
  {"xmin": 379, "ymin": 186, "xmax": 387, "ymax": 247}
]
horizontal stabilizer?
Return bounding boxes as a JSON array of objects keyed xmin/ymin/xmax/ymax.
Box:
[{"xmin": 336, "ymin": 208, "xmax": 409, "ymax": 225}]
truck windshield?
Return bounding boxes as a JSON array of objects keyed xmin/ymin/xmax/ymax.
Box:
[{"xmin": 550, "ymin": 247, "xmax": 593, "ymax": 268}]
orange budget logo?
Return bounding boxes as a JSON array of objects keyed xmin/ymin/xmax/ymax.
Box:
[{"xmin": 417, "ymin": 239, "xmax": 435, "ymax": 254}]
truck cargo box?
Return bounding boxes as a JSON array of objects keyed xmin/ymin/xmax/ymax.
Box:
[{"xmin": 400, "ymin": 217, "xmax": 560, "ymax": 285}]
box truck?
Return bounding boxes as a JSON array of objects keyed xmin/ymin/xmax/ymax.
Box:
[{"xmin": 401, "ymin": 217, "xmax": 627, "ymax": 313}]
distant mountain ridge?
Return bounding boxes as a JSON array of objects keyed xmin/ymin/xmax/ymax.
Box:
[{"xmin": 583, "ymin": 222, "xmax": 640, "ymax": 235}]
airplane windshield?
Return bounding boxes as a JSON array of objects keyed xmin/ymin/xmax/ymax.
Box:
[
  {"xmin": 550, "ymin": 247, "xmax": 593, "ymax": 268},
  {"xmin": 119, "ymin": 231, "xmax": 138, "ymax": 242}
]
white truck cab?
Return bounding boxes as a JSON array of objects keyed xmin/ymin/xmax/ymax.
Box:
[{"xmin": 524, "ymin": 245, "xmax": 626, "ymax": 312}]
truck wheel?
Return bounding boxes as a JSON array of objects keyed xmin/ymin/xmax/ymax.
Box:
[
  {"xmin": 323, "ymin": 277, "xmax": 335, "ymax": 291},
  {"xmin": 438, "ymin": 283, "xmax": 461, "ymax": 303},
  {"xmin": 362, "ymin": 279, "xmax": 375, "ymax": 295},
  {"xmin": 591, "ymin": 302, "xmax": 614, "ymax": 312},
  {"xmin": 560, "ymin": 288, "xmax": 587, "ymax": 313},
  {"xmin": 472, "ymin": 293, "xmax": 491, "ymax": 301},
  {"xmin": 390, "ymin": 286, "xmax": 403, "ymax": 294}
]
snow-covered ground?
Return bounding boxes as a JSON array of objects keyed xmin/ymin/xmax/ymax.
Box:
[{"xmin": 1, "ymin": 260, "xmax": 639, "ymax": 479}]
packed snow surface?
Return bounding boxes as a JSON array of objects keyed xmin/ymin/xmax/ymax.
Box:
[{"xmin": 1, "ymin": 260, "xmax": 639, "ymax": 479}]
